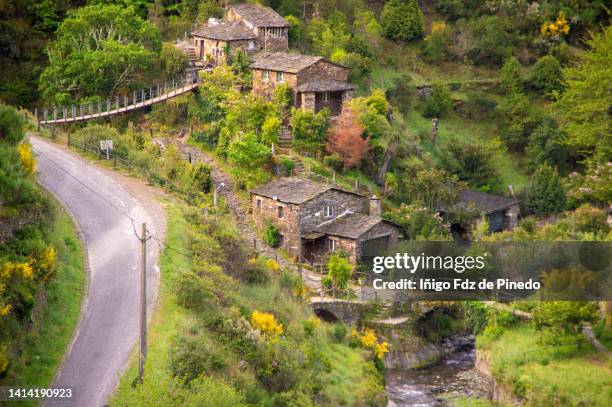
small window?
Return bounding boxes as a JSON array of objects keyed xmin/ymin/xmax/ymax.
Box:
[
  {"xmin": 323, "ymin": 92, "xmax": 329, "ymax": 102},
  {"xmin": 256, "ymin": 198, "xmax": 262, "ymax": 211},
  {"xmin": 324, "ymin": 205, "xmax": 334, "ymax": 217},
  {"xmin": 278, "ymin": 205, "xmax": 284, "ymax": 218},
  {"xmin": 328, "ymin": 239, "xmax": 336, "ymax": 252},
  {"xmin": 277, "ymin": 71, "xmax": 285, "ymax": 82},
  {"xmin": 263, "ymin": 70, "xmax": 269, "ymax": 81},
  {"xmin": 248, "ymin": 41, "xmax": 255, "ymax": 50}
]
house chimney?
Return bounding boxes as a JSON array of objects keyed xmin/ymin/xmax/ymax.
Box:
[{"xmin": 369, "ymin": 195, "xmax": 381, "ymax": 218}]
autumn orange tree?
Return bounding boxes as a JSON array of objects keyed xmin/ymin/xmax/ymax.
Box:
[{"xmin": 326, "ymin": 107, "xmax": 369, "ymax": 170}]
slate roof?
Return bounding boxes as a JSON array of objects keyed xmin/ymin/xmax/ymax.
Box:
[
  {"xmin": 250, "ymin": 177, "xmax": 361, "ymax": 204},
  {"xmin": 439, "ymin": 189, "xmax": 519, "ymax": 215},
  {"xmin": 229, "ymin": 3, "xmax": 289, "ymax": 27},
  {"xmin": 296, "ymin": 79, "xmax": 355, "ymax": 92},
  {"xmin": 251, "ymin": 52, "xmax": 324, "ymax": 73},
  {"xmin": 314, "ymin": 212, "xmax": 396, "ymax": 239},
  {"xmin": 193, "ymin": 20, "xmax": 257, "ymax": 41}
]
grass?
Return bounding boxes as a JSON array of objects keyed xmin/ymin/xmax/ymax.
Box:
[
  {"xmin": 0, "ymin": 195, "xmax": 85, "ymax": 406},
  {"xmin": 478, "ymin": 324, "xmax": 612, "ymax": 406}
]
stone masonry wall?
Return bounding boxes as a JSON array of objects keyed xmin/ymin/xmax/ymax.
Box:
[
  {"xmin": 252, "ymin": 193, "xmax": 301, "ymax": 257},
  {"xmin": 356, "ymin": 222, "xmax": 399, "ymax": 259},
  {"xmin": 252, "ymin": 69, "xmax": 298, "ymax": 101}
]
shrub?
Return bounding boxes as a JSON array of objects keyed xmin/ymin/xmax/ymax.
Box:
[
  {"xmin": 463, "ymin": 91, "xmax": 497, "ymax": 119},
  {"xmin": 18, "ymin": 142, "xmax": 36, "ymax": 175},
  {"xmin": 530, "ymin": 55, "xmax": 563, "ymax": 95},
  {"xmin": 326, "ymin": 108, "xmax": 369, "ymax": 170},
  {"xmin": 525, "ymin": 164, "xmax": 566, "ymax": 215},
  {"xmin": 263, "ymin": 224, "xmax": 280, "ymax": 248},
  {"xmin": 525, "ymin": 118, "xmax": 569, "ymax": 172},
  {"xmin": 422, "ymin": 29, "xmax": 450, "ymax": 62},
  {"xmin": 423, "ymin": 82, "xmax": 452, "ymax": 118},
  {"xmin": 327, "ymin": 254, "xmax": 353, "ymax": 290},
  {"xmin": 227, "ymin": 133, "xmax": 271, "ymax": 169},
  {"xmin": 250, "ymin": 310, "xmax": 283, "ymax": 342},
  {"xmin": 281, "ymin": 158, "xmax": 295, "ymax": 175},
  {"xmin": 244, "ymin": 257, "xmax": 271, "ymax": 284},
  {"xmin": 438, "ymin": 139, "xmax": 499, "ymax": 191},
  {"xmin": 290, "ymin": 108, "xmax": 331, "ymax": 152},
  {"xmin": 381, "ymin": 0, "xmax": 424, "ymax": 42},
  {"xmin": 386, "ymin": 73, "xmax": 415, "ymax": 113},
  {"xmin": 0, "ymin": 104, "xmax": 25, "ymax": 145},
  {"xmin": 175, "ymin": 271, "xmax": 214, "ymax": 310},
  {"xmin": 533, "ymin": 301, "xmax": 598, "ymax": 346},
  {"xmin": 497, "ymin": 92, "xmax": 543, "ymax": 152},
  {"xmin": 571, "ymin": 204, "xmax": 609, "ymax": 234},
  {"xmin": 384, "ymin": 204, "xmax": 449, "ymax": 240},
  {"xmin": 169, "ymin": 334, "xmax": 227, "ymax": 383},
  {"xmin": 499, "ymin": 57, "xmax": 523, "ymax": 94},
  {"xmin": 323, "ymin": 153, "xmax": 343, "ymax": 172},
  {"xmin": 331, "ymin": 323, "xmax": 347, "ymax": 342},
  {"xmin": 302, "ymin": 316, "xmax": 320, "ymax": 336}
]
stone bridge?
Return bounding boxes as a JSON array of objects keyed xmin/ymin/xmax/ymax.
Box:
[{"xmin": 308, "ymin": 297, "xmax": 373, "ymax": 325}]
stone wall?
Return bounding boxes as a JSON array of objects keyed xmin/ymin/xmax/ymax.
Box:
[
  {"xmin": 298, "ymin": 60, "xmax": 349, "ymax": 86},
  {"xmin": 252, "ymin": 68, "xmax": 298, "ymax": 101},
  {"xmin": 251, "ymin": 193, "xmax": 301, "ymax": 256},
  {"xmin": 503, "ymin": 203, "xmax": 519, "ymax": 230},
  {"xmin": 356, "ymin": 222, "xmax": 399, "ymax": 259},
  {"xmin": 259, "ymin": 28, "xmax": 288, "ymax": 51}
]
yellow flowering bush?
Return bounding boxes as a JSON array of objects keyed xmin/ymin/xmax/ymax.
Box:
[
  {"xmin": 18, "ymin": 142, "xmax": 36, "ymax": 175},
  {"xmin": 541, "ymin": 12, "xmax": 570, "ymax": 37},
  {"xmin": 265, "ymin": 258, "xmax": 280, "ymax": 273},
  {"xmin": 351, "ymin": 328, "xmax": 390, "ymax": 360},
  {"xmin": 251, "ymin": 310, "xmax": 283, "ymax": 342}
]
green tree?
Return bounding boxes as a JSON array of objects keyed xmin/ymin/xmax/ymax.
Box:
[
  {"xmin": 396, "ymin": 165, "xmax": 465, "ymax": 209},
  {"xmin": 533, "ymin": 301, "xmax": 597, "ymax": 347},
  {"xmin": 555, "ymin": 26, "xmax": 611, "ymax": 160},
  {"xmin": 290, "ymin": 108, "xmax": 331, "ymax": 152},
  {"xmin": 438, "ymin": 139, "xmax": 499, "ymax": 191},
  {"xmin": 0, "ymin": 104, "xmax": 25, "ymax": 145},
  {"xmin": 39, "ymin": 4, "xmax": 161, "ymax": 103},
  {"xmin": 384, "ymin": 204, "xmax": 449, "ymax": 240},
  {"xmin": 285, "ymin": 15, "xmax": 304, "ymax": 45},
  {"xmin": 260, "ymin": 116, "xmax": 281, "ymax": 146},
  {"xmin": 227, "ymin": 134, "xmax": 271, "ymax": 169},
  {"xmin": 530, "ymin": 55, "xmax": 563, "ymax": 95},
  {"xmin": 499, "ymin": 57, "xmax": 523, "ymax": 95},
  {"xmin": 381, "ymin": 0, "xmax": 424, "ymax": 42},
  {"xmin": 525, "ymin": 164, "xmax": 566, "ymax": 215},
  {"xmin": 327, "ymin": 254, "xmax": 352, "ymax": 290},
  {"xmin": 525, "ymin": 118, "xmax": 569, "ymax": 172},
  {"xmin": 497, "ymin": 92, "xmax": 543, "ymax": 152},
  {"xmin": 423, "ymin": 82, "xmax": 452, "ymax": 118},
  {"xmin": 160, "ymin": 43, "xmax": 188, "ymax": 77}
]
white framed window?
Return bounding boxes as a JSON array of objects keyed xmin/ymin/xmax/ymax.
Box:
[
  {"xmin": 276, "ymin": 71, "xmax": 285, "ymax": 82},
  {"xmin": 324, "ymin": 205, "xmax": 334, "ymax": 217},
  {"xmin": 328, "ymin": 238, "xmax": 336, "ymax": 252},
  {"xmin": 262, "ymin": 70, "xmax": 269, "ymax": 81},
  {"xmin": 278, "ymin": 205, "xmax": 284, "ymax": 218}
]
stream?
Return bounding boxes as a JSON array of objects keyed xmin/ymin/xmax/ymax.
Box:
[{"xmin": 386, "ymin": 336, "xmax": 492, "ymax": 406}]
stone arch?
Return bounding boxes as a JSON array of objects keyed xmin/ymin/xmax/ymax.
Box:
[{"xmin": 314, "ymin": 308, "xmax": 340, "ymax": 322}]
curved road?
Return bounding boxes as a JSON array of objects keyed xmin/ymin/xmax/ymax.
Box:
[{"xmin": 30, "ymin": 137, "xmax": 163, "ymax": 407}]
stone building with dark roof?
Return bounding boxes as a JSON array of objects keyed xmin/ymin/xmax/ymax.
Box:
[
  {"xmin": 191, "ymin": 3, "xmax": 288, "ymax": 65},
  {"xmin": 251, "ymin": 51, "xmax": 355, "ymax": 115},
  {"xmin": 250, "ymin": 178, "xmax": 399, "ymax": 264},
  {"xmin": 438, "ymin": 189, "xmax": 520, "ymax": 234}
]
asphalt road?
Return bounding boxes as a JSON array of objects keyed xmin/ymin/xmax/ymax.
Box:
[{"xmin": 30, "ymin": 137, "xmax": 161, "ymax": 407}]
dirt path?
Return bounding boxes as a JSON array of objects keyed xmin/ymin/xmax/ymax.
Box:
[{"xmin": 178, "ymin": 140, "xmax": 322, "ymax": 291}]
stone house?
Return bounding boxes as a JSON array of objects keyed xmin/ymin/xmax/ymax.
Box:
[
  {"xmin": 250, "ymin": 178, "xmax": 399, "ymax": 264},
  {"xmin": 251, "ymin": 52, "xmax": 355, "ymax": 115},
  {"xmin": 191, "ymin": 3, "xmax": 288, "ymax": 65},
  {"xmin": 438, "ymin": 189, "xmax": 520, "ymax": 236}
]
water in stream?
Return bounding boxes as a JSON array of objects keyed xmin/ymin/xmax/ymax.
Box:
[{"xmin": 386, "ymin": 337, "xmax": 492, "ymax": 406}]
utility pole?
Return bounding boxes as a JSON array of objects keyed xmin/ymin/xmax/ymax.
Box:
[{"xmin": 139, "ymin": 222, "xmax": 147, "ymax": 381}]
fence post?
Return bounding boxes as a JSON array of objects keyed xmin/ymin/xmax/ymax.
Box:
[
  {"xmin": 43, "ymin": 109, "xmax": 48, "ymax": 123},
  {"xmin": 188, "ymin": 152, "xmax": 192, "ymax": 163},
  {"xmin": 53, "ymin": 106, "xmax": 57, "ymax": 121},
  {"xmin": 141, "ymin": 89, "xmax": 145, "ymax": 102},
  {"xmin": 89, "ymin": 103, "xmax": 92, "ymax": 115},
  {"xmin": 116, "ymin": 97, "xmax": 119, "ymax": 110},
  {"xmin": 67, "ymin": 132, "xmax": 70, "ymax": 147},
  {"xmin": 164, "ymin": 80, "xmax": 167, "ymax": 95},
  {"xmin": 149, "ymin": 87, "xmax": 152, "ymax": 100},
  {"xmin": 133, "ymin": 91, "xmax": 137, "ymax": 105},
  {"xmin": 125, "ymin": 95, "xmax": 128, "ymax": 111},
  {"xmin": 107, "ymin": 99, "xmax": 110, "ymax": 112},
  {"xmin": 98, "ymin": 101, "xmax": 101, "ymax": 115},
  {"xmin": 157, "ymin": 84, "xmax": 160, "ymax": 97}
]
